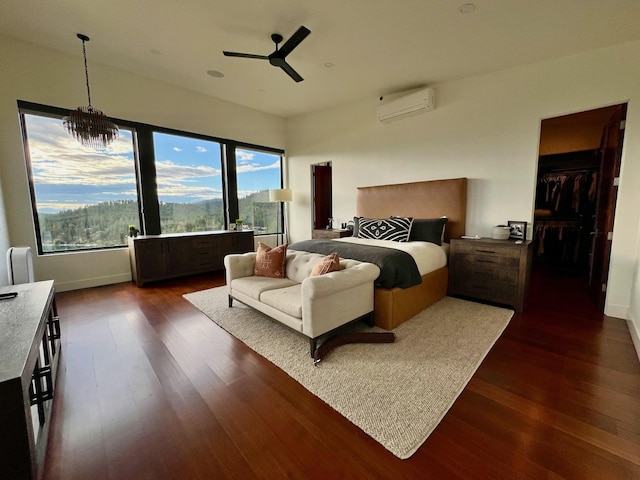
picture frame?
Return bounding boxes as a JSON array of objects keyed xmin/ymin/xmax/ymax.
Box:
[{"xmin": 507, "ymin": 220, "xmax": 527, "ymax": 240}]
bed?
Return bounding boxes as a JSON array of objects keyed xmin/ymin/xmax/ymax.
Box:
[{"xmin": 292, "ymin": 177, "xmax": 468, "ymax": 330}]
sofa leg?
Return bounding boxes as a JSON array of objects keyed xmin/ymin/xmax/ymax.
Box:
[
  {"xmin": 228, "ymin": 295, "xmax": 233, "ymax": 307},
  {"xmin": 365, "ymin": 312, "xmax": 374, "ymax": 327},
  {"xmin": 309, "ymin": 338, "xmax": 317, "ymax": 357}
]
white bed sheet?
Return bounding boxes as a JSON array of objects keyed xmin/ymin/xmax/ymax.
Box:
[{"xmin": 334, "ymin": 237, "xmax": 447, "ymax": 276}]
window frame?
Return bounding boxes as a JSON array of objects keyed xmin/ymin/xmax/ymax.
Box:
[
  {"xmin": 18, "ymin": 100, "xmax": 285, "ymax": 255},
  {"xmin": 232, "ymin": 144, "xmax": 286, "ymax": 237}
]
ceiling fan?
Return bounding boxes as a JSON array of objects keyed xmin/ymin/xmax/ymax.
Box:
[{"xmin": 223, "ymin": 26, "xmax": 311, "ymax": 82}]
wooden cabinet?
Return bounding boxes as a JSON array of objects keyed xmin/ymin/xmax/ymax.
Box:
[
  {"xmin": 0, "ymin": 280, "xmax": 60, "ymax": 480},
  {"xmin": 448, "ymin": 238, "xmax": 533, "ymax": 312},
  {"xmin": 312, "ymin": 229, "xmax": 352, "ymax": 239},
  {"xmin": 128, "ymin": 230, "xmax": 254, "ymax": 286}
]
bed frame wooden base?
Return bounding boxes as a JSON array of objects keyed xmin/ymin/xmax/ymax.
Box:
[{"xmin": 373, "ymin": 266, "xmax": 448, "ymax": 330}]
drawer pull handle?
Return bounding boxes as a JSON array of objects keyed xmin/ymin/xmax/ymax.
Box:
[
  {"xmin": 476, "ymin": 249, "xmax": 497, "ymax": 254},
  {"xmin": 477, "ymin": 259, "xmax": 496, "ymax": 263}
]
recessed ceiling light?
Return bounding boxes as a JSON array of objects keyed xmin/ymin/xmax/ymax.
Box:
[
  {"xmin": 206, "ymin": 70, "xmax": 225, "ymax": 78},
  {"xmin": 325, "ymin": 62, "xmax": 334, "ymax": 68},
  {"xmin": 459, "ymin": 3, "xmax": 475, "ymax": 13},
  {"xmin": 150, "ymin": 49, "xmax": 162, "ymax": 55}
]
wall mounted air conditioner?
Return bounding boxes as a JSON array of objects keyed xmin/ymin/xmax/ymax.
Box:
[{"xmin": 377, "ymin": 87, "xmax": 435, "ymax": 124}]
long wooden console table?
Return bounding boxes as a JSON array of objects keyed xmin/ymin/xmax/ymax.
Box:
[
  {"xmin": 0, "ymin": 280, "xmax": 60, "ymax": 479},
  {"xmin": 128, "ymin": 230, "xmax": 254, "ymax": 286}
]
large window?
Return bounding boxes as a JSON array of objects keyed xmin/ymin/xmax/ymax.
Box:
[
  {"xmin": 19, "ymin": 102, "xmax": 284, "ymax": 254},
  {"xmin": 235, "ymin": 147, "xmax": 283, "ymax": 235},
  {"xmin": 21, "ymin": 113, "xmax": 139, "ymax": 253},
  {"xmin": 153, "ymin": 132, "xmax": 224, "ymax": 233}
]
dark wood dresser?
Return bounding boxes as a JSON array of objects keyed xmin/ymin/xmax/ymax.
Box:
[
  {"xmin": 0, "ymin": 280, "xmax": 60, "ymax": 479},
  {"xmin": 448, "ymin": 238, "xmax": 533, "ymax": 312},
  {"xmin": 312, "ymin": 229, "xmax": 352, "ymax": 239},
  {"xmin": 128, "ymin": 230, "xmax": 254, "ymax": 286}
]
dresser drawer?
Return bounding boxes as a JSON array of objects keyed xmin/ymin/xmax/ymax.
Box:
[
  {"xmin": 459, "ymin": 281, "xmax": 518, "ymax": 305},
  {"xmin": 452, "ymin": 259, "xmax": 519, "ymax": 284},
  {"xmin": 457, "ymin": 252, "xmax": 519, "ymax": 270},
  {"xmin": 191, "ymin": 238, "xmax": 216, "ymax": 248},
  {"xmin": 453, "ymin": 242, "xmax": 521, "ymax": 259}
]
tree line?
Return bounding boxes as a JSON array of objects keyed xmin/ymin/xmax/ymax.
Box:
[{"xmin": 39, "ymin": 191, "xmax": 279, "ymax": 251}]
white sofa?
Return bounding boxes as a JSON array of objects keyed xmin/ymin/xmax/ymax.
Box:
[{"xmin": 224, "ymin": 249, "xmax": 380, "ymax": 355}]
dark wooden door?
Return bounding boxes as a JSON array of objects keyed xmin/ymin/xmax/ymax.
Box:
[
  {"xmin": 588, "ymin": 104, "xmax": 626, "ymax": 310},
  {"xmin": 313, "ymin": 164, "xmax": 332, "ymax": 230}
]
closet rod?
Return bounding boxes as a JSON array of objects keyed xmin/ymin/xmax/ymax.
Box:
[
  {"xmin": 540, "ymin": 167, "xmax": 599, "ymax": 174},
  {"xmin": 535, "ymin": 218, "xmax": 583, "ymax": 225}
]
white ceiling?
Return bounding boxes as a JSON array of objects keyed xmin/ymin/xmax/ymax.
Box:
[{"xmin": 2, "ymin": 1, "xmax": 640, "ymax": 118}]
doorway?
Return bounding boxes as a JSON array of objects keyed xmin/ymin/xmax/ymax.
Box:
[
  {"xmin": 532, "ymin": 104, "xmax": 627, "ymax": 313},
  {"xmin": 312, "ymin": 163, "xmax": 332, "ymax": 230}
]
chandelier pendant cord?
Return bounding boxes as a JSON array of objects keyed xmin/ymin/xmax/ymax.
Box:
[{"xmin": 81, "ymin": 38, "xmax": 93, "ymax": 109}]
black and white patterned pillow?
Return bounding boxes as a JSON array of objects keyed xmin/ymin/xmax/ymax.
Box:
[{"xmin": 357, "ymin": 217, "xmax": 413, "ymax": 242}]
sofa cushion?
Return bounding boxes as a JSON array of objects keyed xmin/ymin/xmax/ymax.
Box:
[
  {"xmin": 260, "ymin": 284, "xmax": 303, "ymax": 319},
  {"xmin": 310, "ymin": 252, "xmax": 341, "ymax": 276},
  {"xmin": 231, "ymin": 276, "xmax": 298, "ymax": 300},
  {"xmin": 286, "ymin": 250, "xmax": 329, "ymax": 283},
  {"xmin": 254, "ymin": 242, "xmax": 287, "ymax": 278}
]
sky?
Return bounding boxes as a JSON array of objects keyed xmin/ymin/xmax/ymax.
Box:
[{"xmin": 23, "ymin": 114, "xmax": 282, "ymax": 213}]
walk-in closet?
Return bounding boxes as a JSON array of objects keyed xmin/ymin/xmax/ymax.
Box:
[
  {"xmin": 534, "ymin": 151, "xmax": 600, "ymax": 274},
  {"xmin": 532, "ymin": 104, "xmax": 627, "ymax": 312}
]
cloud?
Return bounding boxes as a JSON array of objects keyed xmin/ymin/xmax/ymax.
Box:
[
  {"xmin": 22, "ymin": 114, "xmax": 256, "ymax": 209},
  {"xmin": 234, "ymin": 149, "xmax": 280, "ymax": 174},
  {"xmin": 236, "ymin": 150, "xmax": 255, "ymax": 162},
  {"xmin": 157, "ymin": 183, "xmax": 222, "ymax": 200},
  {"xmin": 154, "ymin": 160, "xmax": 220, "ymax": 178},
  {"xmin": 236, "ymin": 159, "xmax": 280, "ymax": 174}
]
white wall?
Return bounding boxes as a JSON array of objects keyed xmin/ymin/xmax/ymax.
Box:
[
  {"xmin": 0, "ymin": 35, "xmax": 285, "ymax": 291},
  {"xmin": 630, "ymin": 227, "xmax": 640, "ymax": 360},
  {"xmin": 286, "ymin": 41, "xmax": 640, "ymax": 332},
  {"xmin": 0, "ymin": 173, "xmax": 9, "ymax": 287}
]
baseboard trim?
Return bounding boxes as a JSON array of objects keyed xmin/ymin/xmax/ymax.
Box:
[
  {"xmin": 628, "ymin": 316, "xmax": 640, "ymax": 363},
  {"xmin": 604, "ymin": 303, "xmax": 629, "ymax": 320},
  {"xmin": 54, "ymin": 273, "xmax": 132, "ymax": 292}
]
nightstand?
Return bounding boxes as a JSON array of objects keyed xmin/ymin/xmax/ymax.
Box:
[
  {"xmin": 312, "ymin": 229, "xmax": 352, "ymax": 239},
  {"xmin": 448, "ymin": 238, "xmax": 533, "ymax": 312}
]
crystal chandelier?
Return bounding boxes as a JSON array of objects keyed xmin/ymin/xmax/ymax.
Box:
[{"xmin": 63, "ymin": 33, "xmax": 118, "ymax": 149}]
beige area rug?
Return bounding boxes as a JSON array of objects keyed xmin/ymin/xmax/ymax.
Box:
[{"xmin": 183, "ymin": 287, "xmax": 513, "ymax": 459}]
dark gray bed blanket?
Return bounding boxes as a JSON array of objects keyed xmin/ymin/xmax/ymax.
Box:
[{"xmin": 288, "ymin": 239, "xmax": 422, "ymax": 289}]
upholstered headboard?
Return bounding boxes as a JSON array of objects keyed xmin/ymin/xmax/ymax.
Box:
[{"xmin": 355, "ymin": 178, "xmax": 467, "ymax": 242}]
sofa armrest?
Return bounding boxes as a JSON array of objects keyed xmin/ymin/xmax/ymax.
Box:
[
  {"xmin": 224, "ymin": 253, "xmax": 257, "ymax": 285},
  {"xmin": 301, "ymin": 262, "xmax": 380, "ymax": 338},
  {"xmin": 302, "ymin": 262, "xmax": 380, "ymax": 299}
]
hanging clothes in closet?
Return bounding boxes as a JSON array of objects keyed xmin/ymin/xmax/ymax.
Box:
[
  {"xmin": 536, "ymin": 170, "xmax": 598, "ymax": 217},
  {"xmin": 533, "ymin": 168, "xmax": 598, "ymax": 271}
]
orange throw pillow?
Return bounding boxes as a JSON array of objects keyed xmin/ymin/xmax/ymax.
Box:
[
  {"xmin": 310, "ymin": 252, "xmax": 341, "ymax": 276},
  {"xmin": 254, "ymin": 242, "xmax": 287, "ymax": 278}
]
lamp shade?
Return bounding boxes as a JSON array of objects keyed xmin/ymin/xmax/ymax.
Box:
[{"xmin": 269, "ymin": 188, "xmax": 292, "ymax": 202}]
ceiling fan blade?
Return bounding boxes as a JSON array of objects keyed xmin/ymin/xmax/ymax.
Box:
[
  {"xmin": 277, "ymin": 26, "xmax": 311, "ymax": 58},
  {"xmin": 223, "ymin": 52, "xmax": 269, "ymax": 60},
  {"xmin": 279, "ymin": 61, "xmax": 304, "ymax": 83}
]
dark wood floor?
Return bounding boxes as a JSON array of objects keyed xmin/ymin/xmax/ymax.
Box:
[{"xmin": 43, "ymin": 266, "xmax": 640, "ymax": 479}]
